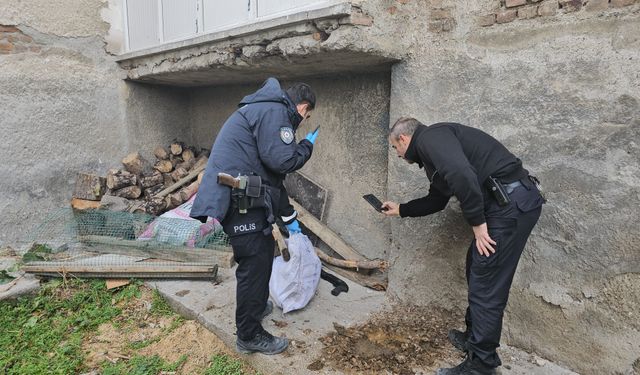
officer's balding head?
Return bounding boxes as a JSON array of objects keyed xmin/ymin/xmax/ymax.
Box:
[{"xmin": 389, "ymin": 117, "xmax": 422, "ymax": 162}]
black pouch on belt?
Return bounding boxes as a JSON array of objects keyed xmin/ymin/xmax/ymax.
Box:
[{"xmin": 485, "ymin": 176, "xmax": 511, "ymax": 206}]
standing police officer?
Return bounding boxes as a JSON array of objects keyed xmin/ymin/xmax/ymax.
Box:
[
  {"xmin": 191, "ymin": 77, "xmax": 319, "ymax": 355},
  {"xmin": 382, "ymin": 118, "xmax": 545, "ymax": 375}
]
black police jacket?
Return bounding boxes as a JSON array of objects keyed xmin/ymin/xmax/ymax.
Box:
[
  {"xmin": 190, "ymin": 78, "xmax": 313, "ymax": 224},
  {"xmin": 399, "ymin": 123, "xmax": 527, "ymax": 226}
]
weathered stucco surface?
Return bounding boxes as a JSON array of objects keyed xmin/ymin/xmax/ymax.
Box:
[
  {"xmin": 1, "ymin": 0, "xmax": 639, "ymax": 373},
  {"xmin": 0, "ymin": 0, "xmax": 192, "ymax": 246}
]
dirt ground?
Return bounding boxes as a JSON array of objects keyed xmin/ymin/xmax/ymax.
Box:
[
  {"xmin": 309, "ymin": 305, "xmax": 463, "ymax": 374},
  {"xmin": 82, "ymin": 285, "xmax": 254, "ymax": 375}
]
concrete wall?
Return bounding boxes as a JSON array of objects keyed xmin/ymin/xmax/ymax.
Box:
[
  {"xmin": 355, "ymin": 0, "xmax": 640, "ymax": 373},
  {"xmin": 189, "ymin": 73, "xmax": 392, "ymax": 260},
  {"xmin": 0, "ymin": 0, "xmax": 189, "ymax": 247}
]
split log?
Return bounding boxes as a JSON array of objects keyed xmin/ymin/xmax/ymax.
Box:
[
  {"xmin": 170, "ymin": 141, "xmax": 185, "ymax": 155},
  {"xmin": 197, "ymin": 171, "xmax": 205, "ymax": 184},
  {"xmin": 170, "ymin": 167, "xmax": 189, "ymax": 182},
  {"xmin": 140, "ymin": 171, "xmax": 163, "ymax": 188},
  {"xmin": 315, "ymin": 247, "xmax": 387, "ymax": 271},
  {"xmin": 168, "ymin": 191, "xmax": 184, "ymax": 208},
  {"xmin": 100, "ymin": 195, "xmax": 138, "ymax": 212},
  {"xmin": 162, "ymin": 173, "xmax": 174, "ymax": 187},
  {"xmin": 178, "ymin": 180, "xmax": 199, "ymax": 202},
  {"xmin": 154, "ymin": 164, "xmax": 206, "ymax": 199},
  {"xmin": 106, "ymin": 169, "xmax": 137, "ymax": 190},
  {"xmin": 143, "ymin": 197, "xmax": 167, "ymax": 216},
  {"xmin": 122, "ymin": 152, "xmax": 153, "ymax": 176},
  {"xmin": 181, "ymin": 148, "xmax": 195, "ymax": 162},
  {"xmin": 113, "ymin": 185, "xmax": 141, "ymax": 199},
  {"xmin": 193, "ymin": 155, "xmax": 208, "ymax": 170},
  {"xmin": 154, "ymin": 160, "xmax": 173, "ymax": 173},
  {"xmin": 169, "ymin": 154, "xmax": 183, "ymax": 168},
  {"xmin": 73, "ymin": 173, "xmax": 106, "ymax": 201},
  {"xmin": 153, "ymin": 146, "xmax": 170, "ymax": 160},
  {"xmin": 176, "ymin": 158, "xmax": 195, "ymax": 172},
  {"xmin": 143, "ymin": 184, "xmax": 164, "ymax": 200}
]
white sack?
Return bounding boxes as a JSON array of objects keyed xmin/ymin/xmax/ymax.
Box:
[{"xmin": 269, "ymin": 233, "xmax": 321, "ymax": 314}]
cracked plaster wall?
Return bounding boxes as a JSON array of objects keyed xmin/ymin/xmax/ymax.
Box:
[
  {"xmin": 0, "ymin": 0, "xmax": 189, "ymax": 247},
  {"xmin": 354, "ymin": 0, "xmax": 640, "ymax": 373}
]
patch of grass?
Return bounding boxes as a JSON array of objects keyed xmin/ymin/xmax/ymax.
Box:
[
  {"xmin": 150, "ymin": 288, "xmax": 174, "ymax": 316},
  {"xmin": 21, "ymin": 243, "xmax": 53, "ymax": 262},
  {"xmin": 101, "ymin": 354, "xmax": 187, "ymax": 375},
  {"xmin": 0, "ymin": 270, "xmax": 15, "ymax": 285},
  {"xmin": 204, "ymin": 354, "xmax": 248, "ymax": 375},
  {"xmin": 0, "ymin": 279, "xmax": 135, "ymax": 374}
]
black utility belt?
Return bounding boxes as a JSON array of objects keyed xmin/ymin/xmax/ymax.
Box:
[{"xmin": 485, "ymin": 177, "xmax": 526, "ymax": 206}]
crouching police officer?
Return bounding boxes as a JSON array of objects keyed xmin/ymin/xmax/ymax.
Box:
[
  {"xmin": 382, "ymin": 118, "xmax": 545, "ymax": 375},
  {"xmin": 191, "ymin": 77, "xmax": 319, "ymax": 355}
]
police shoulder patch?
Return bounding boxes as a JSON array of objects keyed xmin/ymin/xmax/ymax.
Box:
[{"xmin": 279, "ymin": 127, "xmax": 294, "ymax": 144}]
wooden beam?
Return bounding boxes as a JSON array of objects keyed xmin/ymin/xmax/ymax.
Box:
[
  {"xmin": 153, "ymin": 164, "xmax": 205, "ymax": 199},
  {"xmin": 290, "ymin": 199, "xmax": 366, "ymax": 262},
  {"xmin": 315, "ymin": 247, "xmax": 386, "ymax": 271},
  {"xmin": 78, "ymin": 235, "xmax": 234, "ymax": 268},
  {"xmin": 22, "ymin": 263, "xmax": 218, "ymax": 279}
]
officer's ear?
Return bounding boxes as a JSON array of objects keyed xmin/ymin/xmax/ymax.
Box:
[{"xmin": 296, "ymin": 103, "xmax": 311, "ymax": 119}]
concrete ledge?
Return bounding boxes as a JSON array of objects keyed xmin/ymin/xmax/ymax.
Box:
[{"xmin": 116, "ymin": 3, "xmax": 353, "ymax": 62}]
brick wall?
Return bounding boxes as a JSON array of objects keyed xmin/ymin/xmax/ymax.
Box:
[
  {"xmin": 0, "ymin": 25, "xmax": 40, "ymax": 54},
  {"xmin": 478, "ymin": 0, "xmax": 638, "ymax": 26}
]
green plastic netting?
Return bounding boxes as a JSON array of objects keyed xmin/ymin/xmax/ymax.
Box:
[{"xmin": 20, "ymin": 208, "xmax": 231, "ymax": 277}]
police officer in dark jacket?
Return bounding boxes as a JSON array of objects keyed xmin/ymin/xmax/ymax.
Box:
[
  {"xmin": 190, "ymin": 77, "xmax": 319, "ymax": 355},
  {"xmin": 382, "ymin": 118, "xmax": 545, "ymax": 375}
]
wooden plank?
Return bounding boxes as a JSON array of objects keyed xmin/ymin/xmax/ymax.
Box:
[
  {"xmin": 154, "ymin": 164, "xmax": 205, "ymax": 199},
  {"xmin": 106, "ymin": 279, "xmax": 130, "ymax": 289},
  {"xmin": 325, "ymin": 265, "xmax": 387, "ymax": 291},
  {"xmin": 78, "ymin": 235, "xmax": 234, "ymax": 267},
  {"xmin": 290, "ymin": 199, "xmax": 366, "ymax": 262},
  {"xmin": 22, "ymin": 263, "xmax": 218, "ymax": 279},
  {"xmin": 71, "ymin": 198, "xmax": 102, "ymax": 210}
]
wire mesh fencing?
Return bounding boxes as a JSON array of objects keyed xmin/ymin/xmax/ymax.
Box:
[{"xmin": 20, "ymin": 208, "xmax": 232, "ymax": 279}]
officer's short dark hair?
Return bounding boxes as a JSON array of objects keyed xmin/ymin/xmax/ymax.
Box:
[
  {"xmin": 390, "ymin": 117, "xmax": 422, "ymax": 140},
  {"xmin": 286, "ymin": 83, "xmax": 316, "ymax": 110}
]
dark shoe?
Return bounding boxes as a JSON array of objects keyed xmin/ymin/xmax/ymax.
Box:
[
  {"xmin": 261, "ymin": 300, "xmax": 273, "ymax": 320},
  {"xmin": 448, "ymin": 329, "xmax": 470, "ymax": 352},
  {"xmin": 236, "ymin": 331, "xmax": 289, "ymax": 355},
  {"xmin": 436, "ymin": 354, "xmax": 496, "ymax": 375}
]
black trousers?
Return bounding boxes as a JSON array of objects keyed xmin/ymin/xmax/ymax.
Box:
[
  {"xmin": 227, "ymin": 225, "xmax": 274, "ymax": 341},
  {"xmin": 464, "ymin": 182, "xmax": 544, "ymax": 367}
]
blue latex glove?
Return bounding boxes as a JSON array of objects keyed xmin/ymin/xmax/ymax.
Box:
[
  {"xmin": 305, "ymin": 127, "xmax": 320, "ymax": 144},
  {"xmin": 285, "ymin": 220, "xmax": 301, "ymax": 234}
]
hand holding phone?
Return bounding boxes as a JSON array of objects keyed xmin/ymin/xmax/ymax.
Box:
[{"xmin": 363, "ymin": 194, "xmax": 387, "ymax": 212}]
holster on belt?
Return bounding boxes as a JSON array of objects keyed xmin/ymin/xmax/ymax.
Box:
[
  {"xmin": 217, "ymin": 173, "xmax": 278, "ymax": 235},
  {"xmin": 485, "ymin": 176, "xmax": 511, "ymax": 206}
]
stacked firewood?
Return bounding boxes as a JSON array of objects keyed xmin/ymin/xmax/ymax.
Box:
[{"xmin": 72, "ymin": 141, "xmax": 209, "ymax": 216}]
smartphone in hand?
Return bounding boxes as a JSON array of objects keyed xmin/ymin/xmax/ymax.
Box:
[{"xmin": 363, "ymin": 194, "xmax": 387, "ymax": 212}]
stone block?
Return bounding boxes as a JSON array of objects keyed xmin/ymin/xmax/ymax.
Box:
[
  {"xmin": 478, "ymin": 14, "xmax": 497, "ymax": 26},
  {"xmin": 585, "ymin": 0, "xmax": 610, "ymax": 11},
  {"xmin": 518, "ymin": 6, "xmax": 539, "ymax": 19},
  {"xmin": 611, "ymin": 0, "xmax": 636, "ymax": 7},
  {"xmin": 506, "ymin": 0, "xmax": 527, "ymax": 7},
  {"xmin": 538, "ymin": 1, "xmax": 559, "ymax": 16},
  {"xmin": 559, "ymin": 0, "xmax": 582, "ymax": 11},
  {"xmin": 496, "ymin": 9, "xmax": 518, "ymax": 23}
]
